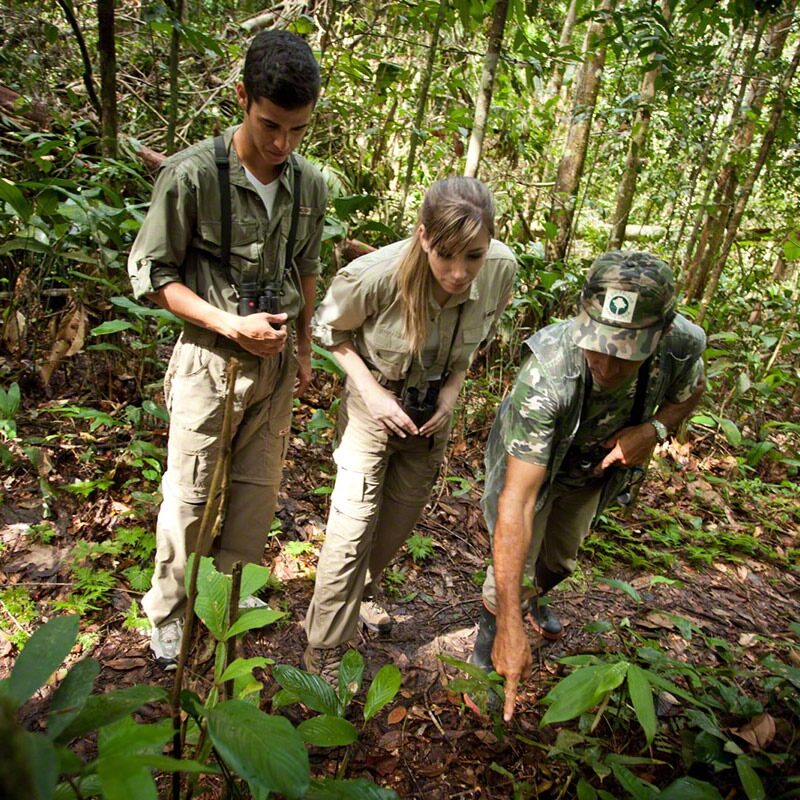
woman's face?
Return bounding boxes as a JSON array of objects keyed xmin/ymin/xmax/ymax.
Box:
[{"xmin": 420, "ymin": 225, "xmax": 491, "ymax": 297}]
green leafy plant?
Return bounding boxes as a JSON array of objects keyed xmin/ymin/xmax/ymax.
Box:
[
  {"xmin": 440, "ymin": 654, "xmax": 505, "ymax": 720},
  {"xmin": 406, "ymin": 532, "xmax": 435, "ymax": 563}
]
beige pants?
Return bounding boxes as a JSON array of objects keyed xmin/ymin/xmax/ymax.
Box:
[
  {"xmin": 142, "ymin": 332, "xmax": 296, "ymax": 627},
  {"xmin": 481, "ymin": 481, "xmax": 602, "ymax": 612},
  {"xmin": 305, "ymin": 382, "xmax": 451, "ymax": 648}
]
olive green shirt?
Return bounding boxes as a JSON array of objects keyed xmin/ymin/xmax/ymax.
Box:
[
  {"xmin": 128, "ymin": 126, "xmax": 328, "ymax": 323},
  {"xmin": 313, "ymin": 238, "xmax": 517, "ymax": 388}
]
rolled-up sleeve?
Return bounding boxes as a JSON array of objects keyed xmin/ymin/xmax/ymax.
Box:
[
  {"xmin": 312, "ymin": 267, "xmax": 377, "ymax": 347},
  {"xmin": 128, "ymin": 164, "xmax": 197, "ymax": 299}
]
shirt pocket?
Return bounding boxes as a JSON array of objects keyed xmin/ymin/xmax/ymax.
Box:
[
  {"xmin": 368, "ymin": 326, "xmax": 410, "ymax": 378},
  {"xmin": 198, "ymin": 219, "xmax": 262, "ymax": 279}
]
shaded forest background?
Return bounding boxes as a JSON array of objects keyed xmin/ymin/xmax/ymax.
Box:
[{"xmin": 0, "ymin": 0, "xmax": 799, "ymax": 798}]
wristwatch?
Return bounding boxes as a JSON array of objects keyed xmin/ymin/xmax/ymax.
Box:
[{"xmin": 648, "ymin": 417, "xmax": 669, "ymax": 443}]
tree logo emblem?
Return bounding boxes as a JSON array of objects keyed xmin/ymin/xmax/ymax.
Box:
[
  {"xmin": 601, "ymin": 288, "xmax": 637, "ymax": 323},
  {"xmin": 609, "ymin": 295, "xmax": 629, "ymax": 316}
]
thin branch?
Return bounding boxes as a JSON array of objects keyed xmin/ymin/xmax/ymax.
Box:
[{"xmin": 54, "ymin": 0, "xmax": 101, "ymax": 117}]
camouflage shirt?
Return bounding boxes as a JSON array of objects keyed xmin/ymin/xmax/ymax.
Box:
[
  {"xmin": 481, "ymin": 314, "xmax": 705, "ymax": 533},
  {"xmin": 128, "ymin": 125, "xmax": 328, "ymax": 330}
]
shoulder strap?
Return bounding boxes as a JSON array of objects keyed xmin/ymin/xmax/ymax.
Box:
[
  {"xmin": 213, "ymin": 135, "xmax": 234, "ymax": 286},
  {"xmin": 279, "ymin": 155, "xmax": 303, "ymax": 286}
]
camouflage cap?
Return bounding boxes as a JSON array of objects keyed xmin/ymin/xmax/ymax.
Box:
[{"xmin": 571, "ymin": 251, "xmax": 676, "ymax": 361}]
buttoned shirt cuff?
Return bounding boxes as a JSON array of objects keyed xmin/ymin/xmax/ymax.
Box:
[{"xmin": 312, "ymin": 321, "xmax": 353, "ymax": 348}]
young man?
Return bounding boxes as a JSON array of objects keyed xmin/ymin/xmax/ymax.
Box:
[
  {"xmin": 128, "ymin": 30, "xmax": 328, "ymax": 669},
  {"xmin": 470, "ymin": 252, "xmax": 706, "ymax": 720}
]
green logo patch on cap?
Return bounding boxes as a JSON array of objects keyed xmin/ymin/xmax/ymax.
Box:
[{"xmin": 602, "ymin": 289, "xmax": 637, "ymax": 323}]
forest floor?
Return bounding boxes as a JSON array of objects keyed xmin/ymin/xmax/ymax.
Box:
[{"xmin": 1, "ymin": 363, "xmax": 799, "ymax": 799}]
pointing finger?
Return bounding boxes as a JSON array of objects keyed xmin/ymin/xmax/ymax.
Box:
[{"xmin": 503, "ymin": 676, "xmax": 519, "ymax": 722}]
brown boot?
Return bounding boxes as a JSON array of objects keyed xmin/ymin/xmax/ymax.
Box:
[{"xmin": 302, "ymin": 643, "xmax": 348, "ymax": 684}]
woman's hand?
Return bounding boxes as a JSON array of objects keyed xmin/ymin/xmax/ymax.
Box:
[
  {"xmin": 419, "ymin": 370, "xmax": 465, "ymax": 437},
  {"xmin": 362, "ymin": 383, "xmax": 419, "ymax": 438}
]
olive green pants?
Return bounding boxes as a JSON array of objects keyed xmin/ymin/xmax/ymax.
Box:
[
  {"xmin": 305, "ymin": 382, "xmax": 451, "ymax": 648},
  {"xmin": 142, "ymin": 330, "xmax": 296, "ymax": 627},
  {"xmin": 481, "ymin": 481, "xmax": 602, "ymax": 612}
]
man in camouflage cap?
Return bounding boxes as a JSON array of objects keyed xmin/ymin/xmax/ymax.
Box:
[{"xmin": 468, "ymin": 251, "xmax": 706, "ymax": 721}]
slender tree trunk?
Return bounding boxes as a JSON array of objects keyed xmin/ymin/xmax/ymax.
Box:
[
  {"xmin": 57, "ymin": 0, "xmax": 101, "ymax": 117},
  {"xmin": 166, "ymin": 0, "xmax": 185, "ymax": 155},
  {"xmin": 607, "ymin": 0, "xmax": 672, "ymax": 250},
  {"xmin": 669, "ymin": 25, "xmax": 747, "ymax": 271},
  {"xmin": 546, "ymin": 0, "xmax": 616, "ymax": 263},
  {"xmin": 697, "ymin": 41, "xmax": 800, "ymax": 325},
  {"xmin": 546, "ymin": 0, "xmax": 580, "ymax": 99},
  {"xmin": 464, "ymin": 0, "xmax": 510, "ymax": 177},
  {"xmin": 398, "ymin": 0, "xmax": 447, "ymax": 215},
  {"xmin": 97, "ymin": 0, "xmax": 117, "ymax": 158},
  {"xmin": 685, "ymin": 1, "xmax": 796, "ymax": 301}
]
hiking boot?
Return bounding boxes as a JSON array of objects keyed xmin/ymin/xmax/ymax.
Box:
[
  {"xmin": 359, "ymin": 598, "xmax": 393, "ymax": 634},
  {"xmin": 302, "ymin": 643, "xmax": 348, "ymax": 684},
  {"xmin": 464, "ymin": 606, "xmax": 501, "ymax": 717},
  {"xmin": 527, "ymin": 597, "xmax": 563, "ymax": 640},
  {"xmin": 150, "ymin": 618, "xmax": 183, "ymax": 671}
]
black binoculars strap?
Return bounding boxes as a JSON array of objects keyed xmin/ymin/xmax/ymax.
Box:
[{"xmin": 214, "ymin": 135, "xmax": 303, "ymax": 291}]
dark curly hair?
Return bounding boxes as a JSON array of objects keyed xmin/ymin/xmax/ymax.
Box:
[{"xmin": 243, "ymin": 30, "xmax": 321, "ymax": 110}]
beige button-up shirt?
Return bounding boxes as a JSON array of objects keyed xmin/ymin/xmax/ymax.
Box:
[
  {"xmin": 313, "ymin": 238, "xmax": 517, "ymax": 388},
  {"xmin": 128, "ymin": 126, "xmax": 328, "ymax": 324}
]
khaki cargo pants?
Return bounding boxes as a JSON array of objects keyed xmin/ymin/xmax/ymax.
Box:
[
  {"xmin": 305, "ymin": 381, "xmax": 451, "ymax": 649},
  {"xmin": 481, "ymin": 481, "xmax": 602, "ymax": 612},
  {"xmin": 142, "ymin": 330, "xmax": 296, "ymax": 627}
]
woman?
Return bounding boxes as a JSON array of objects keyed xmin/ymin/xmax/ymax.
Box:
[{"xmin": 304, "ymin": 177, "xmax": 517, "ymax": 678}]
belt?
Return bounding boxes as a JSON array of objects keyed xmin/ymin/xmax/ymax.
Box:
[{"xmin": 367, "ymin": 367, "xmax": 404, "ymax": 394}]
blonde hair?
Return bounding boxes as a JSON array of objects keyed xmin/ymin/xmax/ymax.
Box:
[{"xmin": 396, "ymin": 177, "xmax": 495, "ymax": 356}]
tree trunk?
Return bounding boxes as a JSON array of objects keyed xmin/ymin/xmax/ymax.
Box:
[
  {"xmin": 546, "ymin": 0, "xmax": 580, "ymax": 99},
  {"xmin": 546, "ymin": 0, "xmax": 616, "ymax": 263},
  {"xmin": 607, "ymin": 0, "xmax": 672, "ymax": 250},
  {"xmin": 669, "ymin": 24, "xmax": 746, "ymax": 271},
  {"xmin": 166, "ymin": 0, "xmax": 185, "ymax": 155},
  {"xmin": 398, "ymin": 0, "xmax": 447, "ymax": 216},
  {"xmin": 464, "ymin": 0, "xmax": 510, "ymax": 178},
  {"xmin": 57, "ymin": 0, "xmax": 101, "ymax": 118},
  {"xmin": 697, "ymin": 40, "xmax": 800, "ymax": 325},
  {"xmin": 97, "ymin": 0, "xmax": 118, "ymax": 158},
  {"xmin": 685, "ymin": 1, "xmax": 796, "ymax": 301}
]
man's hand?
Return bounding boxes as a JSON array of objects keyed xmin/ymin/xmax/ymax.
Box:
[
  {"xmin": 593, "ymin": 423, "xmax": 656, "ymax": 475},
  {"xmin": 362, "ymin": 383, "xmax": 418, "ymax": 437},
  {"xmin": 492, "ymin": 616, "xmax": 533, "ymax": 722},
  {"xmin": 231, "ymin": 312, "xmax": 289, "ymax": 357}
]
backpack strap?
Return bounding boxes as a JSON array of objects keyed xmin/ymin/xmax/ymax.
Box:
[
  {"xmin": 278, "ymin": 155, "xmax": 303, "ymax": 288},
  {"xmin": 213, "ymin": 134, "xmax": 234, "ymax": 286}
]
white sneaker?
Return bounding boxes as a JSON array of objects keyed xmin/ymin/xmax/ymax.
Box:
[
  {"xmin": 150, "ymin": 618, "xmax": 183, "ymax": 671},
  {"xmin": 238, "ymin": 595, "xmax": 269, "ymax": 610}
]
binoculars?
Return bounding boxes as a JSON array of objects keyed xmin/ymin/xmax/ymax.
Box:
[
  {"xmin": 401, "ymin": 381, "xmax": 441, "ymax": 428},
  {"xmin": 238, "ymin": 281, "xmax": 283, "ymax": 330}
]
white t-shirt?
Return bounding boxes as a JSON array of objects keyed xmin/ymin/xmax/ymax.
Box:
[{"xmin": 244, "ymin": 167, "xmax": 279, "ymax": 218}]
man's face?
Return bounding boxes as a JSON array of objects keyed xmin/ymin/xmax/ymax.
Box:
[
  {"xmin": 420, "ymin": 226, "xmax": 491, "ymax": 297},
  {"xmin": 236, "ymin": 84, "xmax": 313, "ymax": 174},
  {"xmin": 583, "ymin": 349, "xmax": 641, "ymax": 390}
]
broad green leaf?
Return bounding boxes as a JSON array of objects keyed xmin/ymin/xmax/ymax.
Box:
[
  {"xmin": 225, "ymin": 608, "xmax": 285, "ymax": 639},
  {"xmin": 47, "ymin": 658, "xmax": 100, "ymax": 740},
  {"xmin": 21, "ymin": 731, "xmax": 58, "ymax": 800},
  {"xmin": 56, "ymin": 685, "xmax": 167, "ymax": 743},
  {"xmin": 240, "ymin": 563, "xmax": 272, "ymax": 598},
  {"xmin": 659, "ymin": 776, "xmax": 724, "ymax": 799},
  {"xmin": 297, "ymin": 714, "xmax": 358, "ymax": 747},
  {"xmin": 577, "ymin": 778, "xmax": 598, "ymax": 800},
  {"xmin": 96, "ymin": 757, "xmax": 157, "ymax": 800},
  {"xmin": 272, "ymin": 664, "xmax": 340, "ymax": 716},
  {"xmin": 0, "ymin": 177, "xmax": 32, "ymax": 221},
  {"xmin": 120, "ymin": 753, "xmax": 217, "ymax": 773},
  {"xmin": 735, "ymin": 756, "xmax": 766, "ymax": 800},
  {"xmin": 207, "ymin": 700, "xmax": 309, "ymax": 799},
  {"xmin": 218, "ymin": 657, "xmax": 269, "ymax": 683},
  {"xmin": 598, "ymin": 577, "xmax": 641, "ymax": 603},
  {"xmin": 307, "ymin": 777, "xmax": 400, "ymax": 799},
  {"xmin": 439, "ymin": 653, "xmax": 504, "ymax": 683},
  {"xmin": 644, "ymin": 671, "xmax": 709, "ymax": 708},
  {"xmin": 98, "ymin": 717, "xmax": 172, "ymax": 758},
  {"xmin": 271, "ymin": 688, "xmax": 302, "ymax": 709},
  {"xmin": 541, "ymin": 662, "xmax": 629, "ymax": 725},
  {"xmin": 338, "ymin": 648, "xmax": 364, "ymax": 709},
  {"xmin": 783, "ymin": 236, "xmax": 800, "ymax": 261},
  {"xmin": 610, "ymin": 763, "xmax": 658, "ymax": 800},
  {"xmin": 691, "ymin": 413, "xmax": 717, "ymax": 427},
  {"xmin": 626, "ymin": 665, "xmax": 656, "ymax": 745},
  {"xmin": 364, "ymin": 664, "xmax": 402, "ymax": 721},
  {"xmin": 192, "ymin": 555, "xmax": 230, "ymax": 640},
  {"xmin": 8, "ymin": 615, "xmax": 79, "ymax": 708},
  {"xmin": 719, "ymin": 417, "xmax": 742, "ymax": 447},
  {"xmin": 90, "ymin": 320, "xmax": 133, "ymax": 336}
]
